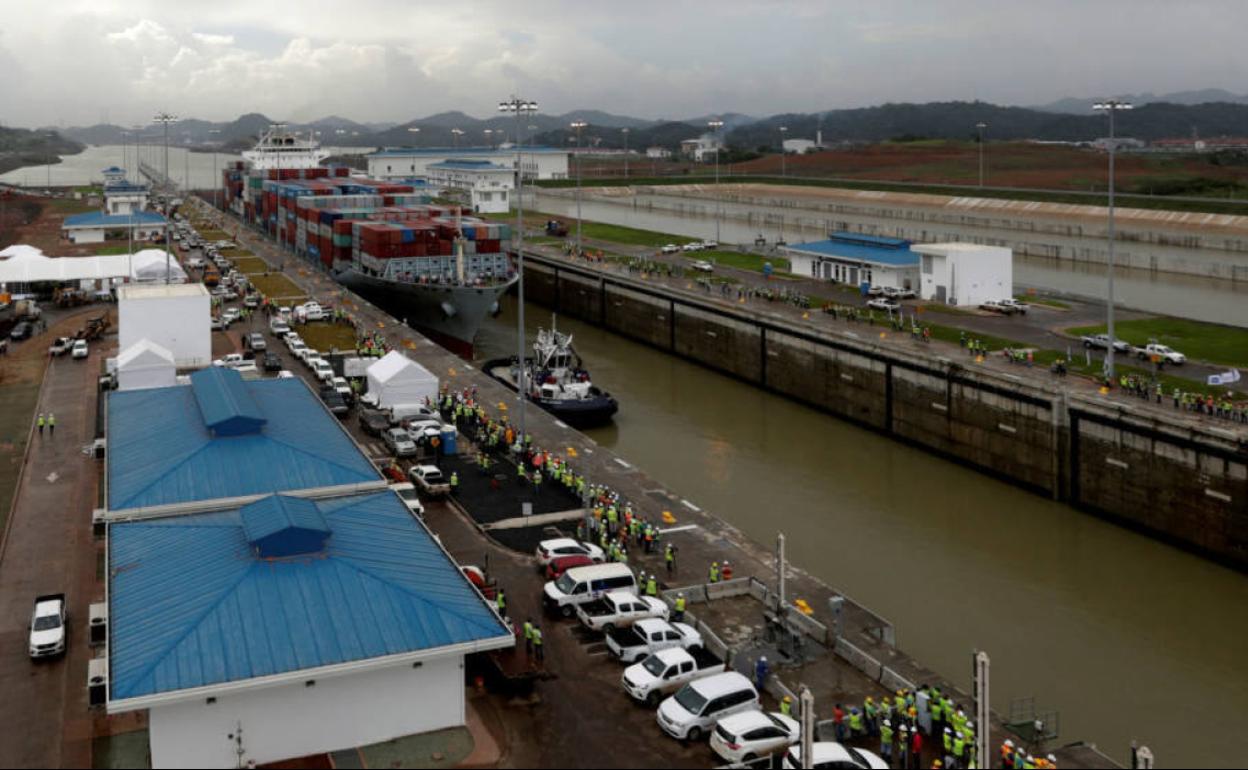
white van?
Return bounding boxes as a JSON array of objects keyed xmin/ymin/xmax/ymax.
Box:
[
  {"xmin": 543, "ymin": 563, "xmax": 637, "ymax": 618},
  {"xmin": 389, "ymin": 403, "xmax": 442, "ymax": 425},
  {"xmin": 656, "ymin": 671, "xmax": 760, "ymax": 741}
]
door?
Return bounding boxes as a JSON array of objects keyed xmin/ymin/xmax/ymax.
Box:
[{"xmin": 935, "ymin": 285, "xmax": 947, "ymax": 303}]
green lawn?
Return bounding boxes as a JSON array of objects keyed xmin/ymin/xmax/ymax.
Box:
[
  {"xmin": 297, "ymin": 322, "xmax": 357, "ymax": 354},
  {"xmin": 48, "ymin": 198, "xmax": 96, "ymax": 214},
  {"xmin": 700, "ymin": 250, "xmax": 791, "ymax": 273},
  {"xmin": 1017, "ymin": 294, "xmax": 1070, "ymax": 310},
  {"xmin": 230, "ymin": 257, "xmax": 270, "ymax": 274},
  {"xmin": 249, "ymin": 274, "xmax": 307, "ymax": 303},
  {"xmin": 91, "ymin": 244, "xmax": 133, "ymax": 255},
  {"xmin": 1066, "ymin": 317, "xmax": 1248, "ymax": 368}
]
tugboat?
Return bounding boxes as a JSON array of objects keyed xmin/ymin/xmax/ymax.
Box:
[{"xmin": 485, "ymin": 322, "xmax": 618, "ymax": 428}]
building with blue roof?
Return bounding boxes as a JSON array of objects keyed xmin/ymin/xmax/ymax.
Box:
[
  {"xmin": 63, "ymin": 210, "xmax": 165, "ymax": 245},
  {"xmin": 781, "ymin": 232, "xmax": 921, "ymax": 292},
  {"xmin": 102, "ymin": 371, "xmax": 513, "ymax": 767},
  {"xmin": 368, "ymin": 145, "xmax": 569, "ymax": 182},
  {"xmin": 426, "ymin": 158, "xmax": 514, "ymax": 214}
]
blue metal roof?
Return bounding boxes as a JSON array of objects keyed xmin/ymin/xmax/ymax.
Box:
[
  {"xmin": 63, "ymin": 211, "xmax": 166, "ymax": 229},
  {"xmin": 239, "ymin": 495, "xmax": 331, "ymax": 558},
  {"xmin": 108, "ymin": 490, "xmax": 510, "ymax": 701},
  {"xmin": 370, "ymin": 146, "xmax": 564, "ymax": 157},
  {"xmin": 107, "ymin": 378, "xmax": 379, "ymax": 511},
  {"xmin": 428, "ymin": 159, "xmax": 511, "ymax": 171},
  {"xmin": 191, "ymin": 368, "xmax": 266, "ymax": 436},
  {"xmin": 786, "ymin": 232, "xmax": 919, "ymax": 267}
]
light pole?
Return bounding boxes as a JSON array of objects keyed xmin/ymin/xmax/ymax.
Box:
[
  {"xmin": 153, "ymin": 112, "xmax": 177, "ymax": 192},
  {"xmin": 499, "ymin": 96, "xmax": 539, "ymax": 441},
  {"xmin": 1093, "ymin": 100, "xmax": 1132, "ymax": 380},
  {"xmin": 779, "ymin": 126, "xmax": 788, "ymax": 177},
  {"xmin": 976, "ymin": 122, "xmax": 987, "ymax": 188},
  {"xmin": 208, "ymin": 129, "xmax": 222, "ymax": 211},
  {"xmin": 484, "ymin": 129, "xmax": 494, "ymax": 149},
  {"xmin": 570, "ymin": 120, "xmax": 587, "ymax": 256},
  {"xmin": 452, "ymin": 128, "xmax": 463, "ymax": 149},
  {"xmin": 45, "ymin": 131, "xmax": 55, "ymax": 190},
  {"xmin": 707, "ymin": 119, "xmax": 724, "ymax": 243},
  {"xmin": 622, "ymin": 128, "xmax": 629, "ymax": 179},
  {"xmin": 407, "ymin": 126, "xmax": 421, "ymax": 147}
]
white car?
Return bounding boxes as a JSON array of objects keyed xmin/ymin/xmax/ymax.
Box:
[
  {"xmin": 298, "ymin": 347, "xmax": 321, "ymax": 365},
  {"xmin": 782, "ymin": 743, "xmax": 890, "ymax": 769},
  {"xmin": 390, "ymin": 482, "xmax": 425, "ymax": 517},
  {"xmin": 535, "ymin": 538, "xmax": 606, "ymax": 567},
  {"xmin": 1138, "ymin": 343, "xmax": 1186, "ymax": 365},
  {"xmin": 28, "ymin": 594, "xmax": 67, "ymax": 659},
  {"xmin": 331, "ymin": 376, "xmax": 353, "ymax": 399},
  {"xmin": 297, "ymin": 302, "xmax": 326, "ymax": 322},
  {"xmin": 311, "ymin": 359, "xmax": 335, "ymax": 383},
  {"xmin": 691, "ymin": 260, "xmax": 714, "ymax": 273},
  {"xmin": 71, "ymin": 340, "xmax": 89, "ymax": 359},
  {"xmin": 866, "ymin": 298, "xmax": 900, "ymax": 312},
  {"xmin": 222, "ymin": 308, "xmax": 241, "ymax": 324},
  {"xmin": 700, "ymin": 240, "xmax": 719, "ymax": 250},
  {"xmin": 656, "ymin": 672, "xmax": 759, "ymax": 742},
  {"xmin": 383, "ymin": 427, "xmax": 417, "ymax": 457},
  {"xmin": 681, "ymin": 242, "xmax": 702, "ymax": 252},
  {"xmin": 660, "ymin": 244, "xmax": 680, "ymax": 254},
  {"xmin": 277, "ymin": 370, "xmax": 295, "ymax": 379},
  {"xmin": 711, "ymin": 711, "xmax": 800, "ymax": 763},
  {"xmin": 270, "ymin": 318, "xmax": 291, "ymax": 335}
]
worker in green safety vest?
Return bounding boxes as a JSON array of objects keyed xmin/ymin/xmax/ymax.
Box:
[
  {"xmin": 879, "ymin": 720, "xmax": 894, "ymax": 765},
  {"xmin": 780, "ymin": 695, "xmax": 793, "ymax": 717},
  {"xmin": 523, "ymin": 619, "xmax": 534, "ymax": 655},
  {"xmin": 495, "ymin": 589, "xmax": 506, "ymax": 619},
  {"xmin": 673, "ymin": 593, "xmax": 686, "ymax": 622},
  {"xmin": 532, "ymin": 625, "xmax": 544, "ymax": 662},
  {"xmin": 645, "ymin": 574, "xmax": 658, "ymax": 597},
  {"xmin": 848, "ymin": 707, "xmax": 864, "ymax": 737},
  {"xmin": 709, "ymin": 562, "xmax": 720, "ymax": 583},
  {"xmin": 449, "ymin": 471, "xmax": 458, "ymax": 494}
]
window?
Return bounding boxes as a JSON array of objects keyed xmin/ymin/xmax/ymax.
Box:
[{"xmin": 922, "ymin": 254, "xmax": 933, "ymax": 274}]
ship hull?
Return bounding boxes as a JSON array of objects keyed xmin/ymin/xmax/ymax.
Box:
[
  {"xmin": 482, "ymin": 357, "xmax": 619, "ymax": 429},
  {"xmin": 334, "ymin": 268, "xmax": 515, "ymax": 357}
]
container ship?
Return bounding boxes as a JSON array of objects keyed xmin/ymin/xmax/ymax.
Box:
[{"xmin": 221, "ymin": 128, "xmax": 516, "ymax": 355}]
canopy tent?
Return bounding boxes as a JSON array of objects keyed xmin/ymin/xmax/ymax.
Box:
[
  {"xmin": 366, "ymin": 351, "xmax": 438, "ymax": 409},
  {"xmin": 116, "ymin": 339, "xmax": 177, "ymax": 392},
  {"xmin": 130, "ymin": 249, "xmax": 187, "ymax": 283},
  {"xmin": 0, "ymin": 245, "xmax": 131, "ymax": 284}
]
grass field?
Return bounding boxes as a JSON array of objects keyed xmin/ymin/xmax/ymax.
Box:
[
  {"xmin": 219, "ymin": 247, "xmax": 251, "ymax": 257},
  {"xmin": 0, "ymin": 382, "xmax": 40, "ymax": 534},
  {"xmin": 297, "ymin": 322, "xmax": 357, "ymax": 353},
  {"xmin": 231, "ymin": 257, "xmax": 270, "ymax": 274},
  {"xmin": 1066, "ymin": 317, "xmax": 1248, "ymax": 368},
  {"xmin": 700, "ymin": 250, "xmax": 791, "ymax": 273},
  {"xmin": 91, "ymin": 244, "xmax": 133, "ymax": 255},
  {"xmin": 249, "ymin": 274, "xmax": 307, "ymax": 303},
  {"xmin": 197, "ymin": 228, "xmax": 230, "ymax": 241}
]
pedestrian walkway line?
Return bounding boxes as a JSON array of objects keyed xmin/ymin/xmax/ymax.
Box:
[{"xmin": 481, "ymin": 508, "xmax": 586, "ymax": 530}]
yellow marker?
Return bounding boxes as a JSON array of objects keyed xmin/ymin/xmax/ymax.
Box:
[
  {"xmin": 879, "ymin": 331, "xmax": 887, "ymax": 339},
  {"xmin": 448, "ymin": 367, "xmax": 458, "ymax": 376},
  {"xmin": 738, "ymin": 297, "xmax": 746, "ymax": 303},
  {"xmin": 403, "ymin": 339, "xmax": 416, "ymax": 349},
  {"xmin": 662, "ymin": 510, "xmax": 676, "ymax": 524},
  {"xmin": 975, "ymin": 355, "xmax": 984, "ymax": 364},
  {"xmin": 802, "ymin": 312, "xmax": 809, "ymax": 320},
  {"xmin": 795, "ymin": 599, "xmax": 814, "ymax": 616},
  {"xmin": 686, "ymin": 283, "xmax": 693, "ymax": 290},
  {"xmin": 567, "ymin": 447, "xmax": 578, "ymax": 458},
  {"xmin": 1099, "ymin": 386, "xmax": 1110, "ymax": 395},
  {"xmin": 377, "ymin": 321, "xmax": 385, "ymax": 328},
  {"xmin": 498, "ymin": 402, "xmax": 508, "ymax": 411}
]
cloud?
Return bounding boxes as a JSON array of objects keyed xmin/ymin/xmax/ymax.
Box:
[{"xmin": 191, "ymin": 32, "xmax": 235, "ymax": 46}]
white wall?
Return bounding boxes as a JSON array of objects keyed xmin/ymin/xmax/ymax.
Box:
[
  {"xmin": 118, "ymin": 290, "xmax": 211, "ymax": 369},
  {"xmin": 149, "ymin": 655, "xmax": 465, "ymax": 769},
  {"xmin": 370, "ymin": 151, "xmax": 568, "ymax": 181},
  {"xmin": 68, "ymin": 228, "xmax": 105, "ymax": 244},
  {"xmin": 917, "ymin": 244, "xmax": 1012, "ymax": 306}
]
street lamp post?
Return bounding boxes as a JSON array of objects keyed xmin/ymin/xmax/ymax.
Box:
[
  {"xmin": 153, "ymin": 112, "xmax": 177, "ymax": 192},
  {"xmin": 452, "ymin": 128, "xmax": 463, "ymax": 149},
  {"xmin": 622, "ymin": 128, "xmax": 629, "ymax": 179},
  {"xmin": 779, "ymin": 126, "xmax": 788, "ymax": 177},
  {"xmin": 707, "ymin": 119, "xmax": 724, "ymax": 243},
  {"xmin": 976, "ymin": 122, "xmax": 988, "ymax": 188},
  {"xmin": 407, "ymin": 126, "xmax": 421, "ymax": 147},
  {"xmin": 209, "ymin": 129, "xmax": 222, "ymax": 211},
  {"xmin": 1093, "ymin": 100, "xmax": 1132, "ymax": 381},
  {"xmin": 500, "ymin": 96, "xmax": 539, "ymax": 441},
  {"xmin": 570, "ymin": 120, "xmax": 587, "ymax": 256}
]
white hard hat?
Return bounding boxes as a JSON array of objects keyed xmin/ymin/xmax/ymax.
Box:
[
  {"xmin": 1048, "ymin": 755, "xmax": 1057, "ymax": 762},
  {"xmin": 1004, "ymin": 739, "xmax": 1014, "ymax": 747}
]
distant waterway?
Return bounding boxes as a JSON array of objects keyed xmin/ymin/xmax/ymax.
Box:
[
  {"xmin": 478, "ymin": 298, "xmax": 1248, "ymax": 767},
  {"xmin": 531, "ymin": 189, "xmax": 1248, "ymax": 327}
]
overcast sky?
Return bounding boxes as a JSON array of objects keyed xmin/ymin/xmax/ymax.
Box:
[{"xmin": 1, "ymin": 0, "xmax": 1245, "ymax": 128}]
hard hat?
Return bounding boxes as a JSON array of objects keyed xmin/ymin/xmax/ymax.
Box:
[
  {"xmin": 783, "ymin": 695, "xmax": 792, "ymax": 702},
  {"xmin": 883, "ymin": 720, "xmax": 891, "ymax": 728},
  {"xmin": 1004, "ymin": 739, "xmax": 1014, "ymax": 747},
  {"xmin": 1048, "ymin": 754, "xmax": 1057, "ymax": 762},
  {"xmin": 933, "ymin": 763, "xmax": 943, "ymax": 769},
  {"xmin": 955, "ymin": 731, "xmax": 963, "ymax": 738},
  {"xmin": 678, "ymin": 592, "xmax": 685, "ymax": 597},
  {"xmin": 945, "ymin": 727, "xmax": 952, "ymax": 734},
  {"xmin": 966, "ymin": 721, "xmax": 974, "ymax": 730}
]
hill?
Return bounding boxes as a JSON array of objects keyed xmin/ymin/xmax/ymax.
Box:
[{"xmin": 0, "ymin": 127, "xmax": 84, "ymax": 177}]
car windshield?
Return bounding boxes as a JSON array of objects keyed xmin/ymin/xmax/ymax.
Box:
[
  {"xmin": 673, "ymin": 685, "xmax": 709, "ymax": 715},
  {"xmin": 397, "ymin": 488, "xmax": 417, "ymax": 501},
  {"xmin": 33, "ymin": 615, "xmax": 61, "ymax": 631},
  {"xmin": 845, "ymin": 746, "xmax": 870, "ymax": 767},
  {"xmin": 642, "ymin": 655, "xmax": 668, "ymax": 677},
  {"xmin": 554, "ymin": 573, "xmax": 577, "ymax": 594},
  {"xmin": 768, "ymin": 713, "xmax": 790, "ymax": 732}
]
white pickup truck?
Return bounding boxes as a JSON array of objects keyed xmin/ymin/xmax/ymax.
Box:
[
  {"xmin": 575, "ymin": 590, "xmax": 669, "ymax": 633},
  {"xmin": 606, "ymin": 618, "xmax": 704, "ymax": 664},
  {"xmin": 212, "ymin": 353, "xmax": 257, "ymax": 373},
  {"xmin": 1135, "ymin": 342, "xmax": 1186, "ymax": 365},
  {"xmin": 409, "ymin": 464, "xmax": 452, "ymax": 496},
  {"xmin": 622, "ymin": 646, "xmax": 727, "ymax": 706},
  {"xmin": 29, "ymin": 593, "xmax": 67, "ymax": 659}
]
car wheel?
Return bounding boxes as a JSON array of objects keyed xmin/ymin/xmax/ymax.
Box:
[
  {"xmin": 560, "ymin": 604, "xmax": 573, "ymax": 619},
  {"xmin": 603, "ymin": 623, "xmax": 615, "ymax": 634},
  {"xmin": 687, "ymin": 726, "xmax": 703, "ymax": 742},
  {"xmin": 646, "ymin": 691, "xmax": 661, "ymax": 708},
  {"xmin": 1083, "ymin": 341, "xmax": 1092, "ymax": 348}
]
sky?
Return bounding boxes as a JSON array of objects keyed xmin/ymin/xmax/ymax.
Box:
[{"xmin": 1, "ymin": 0, "xmax": 1245, "ymax": 128}]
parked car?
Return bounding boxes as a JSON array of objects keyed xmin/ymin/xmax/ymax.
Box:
[
  {"xmin": 979, "ymin": 300, "xmax": 1018, "ymax": 315},
  {"xmin": 389, "ymin": 482, "xmax": 425, "ymax": 517},
  {"xmin": 681, "ymin": 242, "xmax": 702, "ymax": 252},
  {"xmin": 358, "ymin": 409, "xmax": 391, "ymax": 438},
  {"xmin": 690, "ymin": 260, "xmax": 714, "ymax": 273},
  {"xmin": 1081, "ymin": 333, "xmax": 1131, "ymax": 353},
  {"xmin": 331, "ymin": 376, "xmax": 353, "ymax": 401},
  {"xmin": 606, "ymin": 618, "xmax": 704, "ymax": 664},
  {"xmin": 782, "ymin": 743, "xmax": 890, "ymax": 769},
  {"xmin": 247, "ymin": 333, "xmax": 267, "ymax": 351},
  {"xmin": 408, "ymin": 464, "xmax": 451, "ymax": 495},
  {"xmin": 210, "ymin": 317, "xmax": 225, "ymax": 331},
  {"xmin": 270, "ymin": 318, "xmax": 291, "ymax": 335},
  {"xmin": 545, "ymin": 553, "xmax": 596, "ymax": 580},
  {"xmin": 999, "ymin": 298, "xmax": 1029, "ymax": 314},
  {"xmin": 700, "ymin": 240, "xmax": 719, "ymax": 250},
  {"xmin": 383, "ymin": 427, "xmax": 417, "ymax": 457},
  {"xmin": 9, "ymin": 322, "xmax": 33, "ymax": 340},
  {"xmin": 866, "ymin": 298, "xmax": 900, "ymax": 312},
  {"xmin": 261, "ymin": 352, "xmax": 283, "ymax": 372},
  {"xmin": 656, "ymin": 671, "xmax": 759, "ymax": 741},
  {"xmin": 866, "ymin": 286, "xmax": 885, "ymax": 297},
  {"xmin": 28, "ymin": 593, "xmax": 67, "ymax": 659},
  {"xmin": 576, "ymin": 590, "xmax": 669, "ymax": 633},
  {"xmin": 660, "ymin": 244, "xmax": 680, "ymax": 254},
  {"xmin": 71, "ymin": 340, "xmax": 89, "ymax": 359},
  {"xmin": 48, "ymin": 337, "xmax": 73, "ymax": 356},
  {"xmin": 623, "ymin": 647, "xmax": 727, "ymax": 707},
  {"xmin": 543, "ymin": 563, "xmax": 638, "ymax": 618},
  {"xmin": 536, "ymin": 537, "xmax": 607, "ymax": 568},
  {"xmin": 711, "ymin": 710, "xmax": 801, "ymax": 764},
  {"xmin": 310, "ymin": 358, "xmax": 335, "ymax": 383},
  {"xmin": 318, "ymin": 386, "xmax": 350, "ymax": 417},
  {"xmin": 1136, "ymin": 342, "xmax": 1186, "ymax": 365}
]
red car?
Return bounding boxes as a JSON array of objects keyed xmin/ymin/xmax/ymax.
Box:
[{"xmin": 546, "ymin": 554, "xmax": 595, "ymax": 580}]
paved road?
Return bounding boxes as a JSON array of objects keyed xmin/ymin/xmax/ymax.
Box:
[{"xmin": 0, "ymin": 327, "xmax": 107, "ymax": 768}]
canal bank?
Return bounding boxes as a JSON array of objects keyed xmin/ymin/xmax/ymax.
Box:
[
  {"xmin": 478, "ymin": 297, "xmax": 1248, "ymax": 769},
  {"xmin": 531, "ymin": 187, "xmax": 1248, "ymax": 328}
]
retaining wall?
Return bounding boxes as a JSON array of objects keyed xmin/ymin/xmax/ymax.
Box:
[{"xmin": 520, "ymin": 254, "xmax": 1248, "ymax": 569}]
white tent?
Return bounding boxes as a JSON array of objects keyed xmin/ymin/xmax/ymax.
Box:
[
  {"xmin": 0, "ymin": 245, "xmax": 131, "ymax": 283},
  {"xmin": 366, "ymin": 351, "xmax": 438, "ymax": 409},
  {"xmin": 116, "ymin": 339, "xmax": 177, "ymax": 392},
  {"xmin": 130, "ymin": 249, "xmax": 187, "ymax": 283}
]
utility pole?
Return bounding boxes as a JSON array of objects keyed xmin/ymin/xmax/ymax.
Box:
[
  {"xmin": 976, "ymin": 122, "xmax": 988, "ymax": 188},
  {"xmin": 708, "ymin": 119, "xmax": 724, "ymax": 243},
  {"xmin": 209, "ymin": 129, "xmax": 222, "ymax": 211},
  {"xmin": 779, "ymin": 126, "xmax": 788, "ymax": 177},
  {"xmin": 622, "ymin": 127, "xmax": 629, "ymax": 179},
  {"xmin": 452, "ymin": 128, "xmax": 463, "ymax": 149},
  {"xmin": 1093, "ymin": 100, "xmax": 1132, "ymax": 380},
  {"xmin": 972, "ymin": 650, "xmax": 990, "ymax": 770},
  {"xmin": 571, "ymin": 120, "xmax": 587, "ymax": 256},
  {"xmin": 153, "ymin": 112, "xmax": 177, "ymax": 192},
  {"xmin": 799, "ymin": 686, "xmax": 815, "ymax": 770},
  {"xmin": 499, "ymin": 96, "xmax": 538, "ymax": 441}
]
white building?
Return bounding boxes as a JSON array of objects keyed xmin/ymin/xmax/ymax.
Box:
[
  {"xmin": 117, "ymin": 283, "xmax": 210, "ymax": 368},
  {"xmin": 368, "ymin": 146, "xmax": 569, "ymax": 182},
  {"xmin": 366, "ymin": 351, "xmax": 439, "ymax": 408},
  {"xmin": 425, "ymin": 159, "xmax": 514, "ymax": 214},
  {"xmin": 680, "ymin": 136, "xmax": 723, "ymax": 162},
  {"xmin": 101, "ymin": 167, "xmax": 150, "ymax": 216},
  {"xmin": 781, "ymin": 233, "xmax": 921, "ymax": 291},
  {"xmin": 645, "ymin": 147, "xmax": 672, "ymax": 159},
  {"xmin": 912, "ymin": 242, "xmax": 1013, "ymax": 307},
  {"xmin": 115, "ymin": 339, "xmax": 177, "ymax": 392},
  {"xmin": 783, "ymin": 138, "xmax": 819, "ymax": 154},
  {"xmin": 62, "ymin": 211, "xmax": 167, "ymax": 245}
]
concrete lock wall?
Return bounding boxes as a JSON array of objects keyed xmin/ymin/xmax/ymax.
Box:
[{"xmin": 522, "ymin": 255, "xmax": 1248, "ymax": 568}]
